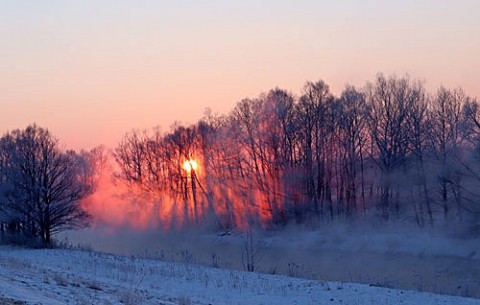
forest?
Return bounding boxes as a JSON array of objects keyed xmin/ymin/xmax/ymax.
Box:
[
  {"xmin": 112, "ymin": 73, "xmax": 480, "ymax": 231},
  {"xmin": 1, "ymin": 73, "xmax": 480, "ymax": 246}
]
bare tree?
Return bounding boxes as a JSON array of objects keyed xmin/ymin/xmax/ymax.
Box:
[
  {"xmin": 365, "ymin": 74, "xmax": 422, "ymax": 219},
  {"xmin": 405, "ymin": 84, "xmax": 432, "ymax": 227},
  {"xmin": 337, "ymin": 85, "xmax": 369, "ymax": 215},
  {"xmin": 426, "ymin": 87, "xmax": 466, "ymax": 220},
  {"xmin": 297, "ymin": 80, "xmax": 335, "ymax": 217},
  {"xmin": 0, "ymin": 125, "xmax": 93, "ymax": 246}
]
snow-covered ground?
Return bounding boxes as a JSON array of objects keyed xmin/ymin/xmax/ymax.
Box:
[
  {"xmin": 64, "ymin": 221, "xmax": 480, "ymax": 299},
  {"xmin": 0, "ymin": 246, "xmax": 478, "ymax": 305}
]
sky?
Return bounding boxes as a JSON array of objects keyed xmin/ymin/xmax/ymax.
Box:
[{"xmin": 1, "ymin": 0, "xmax": 479, "ymax": 150}]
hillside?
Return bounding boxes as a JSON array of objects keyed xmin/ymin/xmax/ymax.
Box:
[{"xmin": 0, "ymin": 246, "xmax": 478, "ymax": 305}]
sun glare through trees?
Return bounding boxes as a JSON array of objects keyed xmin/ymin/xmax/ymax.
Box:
[
  {"xmin": 64, "ymin": 74, "xmax": 477, "ymax": 233},
  {"xmin": 1, "ymin": 75, "xmax": 480, "ymax": 236},
  {"xmin": 183, "ymin": 159, "xmax": 198, "ymax": 172}
]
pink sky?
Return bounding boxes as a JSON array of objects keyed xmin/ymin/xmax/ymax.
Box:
[{"xmin": 1, "ymin": 1, "xmax": 479, "ymax": 150}]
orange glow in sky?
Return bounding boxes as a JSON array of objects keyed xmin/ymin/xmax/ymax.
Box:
[{"xmin": 0, "ymin": 1, "xmax": 479, "ymax": 150}]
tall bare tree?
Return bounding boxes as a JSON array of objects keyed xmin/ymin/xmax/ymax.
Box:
[
  {"xmin": 0, "ymin": 125, "xmax": 93, "ymax": 246},
  {"xmin": 297, "ymin": 80, "xmax": 335, "ymax": 216},
  {"xmin": 365, "ymin": 74, "xmax": 422, "ymax": 219},
  {"xmin": 427, "ymin": 87, "xmax": 466, "ymax": 220},
  {"xmin": 337, "ymin": 85, "xmax": 369, "ymax": 215}
]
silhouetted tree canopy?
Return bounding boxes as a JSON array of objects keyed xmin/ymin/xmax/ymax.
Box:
[{"xmin": 0, "ymin": 125, "xmax": 95, "ymax": 246}]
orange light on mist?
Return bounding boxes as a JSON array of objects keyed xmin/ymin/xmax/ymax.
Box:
[{"xmin": 182, "ymin": 159, "xmax": 198, "ymax": 172}]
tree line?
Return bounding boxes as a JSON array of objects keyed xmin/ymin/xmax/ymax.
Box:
[
  {"xmin": 1, "ymin": 73, "xmax": 479, "ymax": 246},
  {"xmin": 115, "ymin": 74, "xmax": 480, "ymax": 230}
]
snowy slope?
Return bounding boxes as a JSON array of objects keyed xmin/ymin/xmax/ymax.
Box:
[
  {"xmin": 65, "ymin": 224, "xmax": 480, "ymax": 298},
  {"xmin": 0, "ymin": 247, "xmax": 478, "ymax": 305}
]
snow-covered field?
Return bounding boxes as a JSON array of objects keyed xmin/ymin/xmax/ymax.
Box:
[
  {"xmin": 65, "ymin": 222, "xmax": 480, "ymax": 299},
  {"xmin": 0, "ymin": 246, "xmax": 478, "ymax": 305}
]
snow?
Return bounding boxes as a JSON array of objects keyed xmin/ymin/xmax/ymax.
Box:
[
  {"xmin": 0, "ymin": 246, "xmax": 478, "ymax": 305},
  {"xmin": 63, "ymin": 223, "xmax": 480, "ymax": 298}
]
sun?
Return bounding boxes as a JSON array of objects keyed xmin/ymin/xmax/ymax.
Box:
[{"xmin": 182, "ymin": 159, "xmax": 198, "ymax": 172}]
